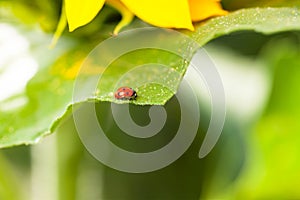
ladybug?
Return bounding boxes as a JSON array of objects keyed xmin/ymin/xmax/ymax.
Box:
[{"xmin": 114, "ymin": 87, "xmax": 137, "ymax": 100}]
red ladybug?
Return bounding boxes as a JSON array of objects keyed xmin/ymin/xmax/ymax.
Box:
[{"xmin": 114, "ymin": 87, "xmax": 137, "ymax": 100}]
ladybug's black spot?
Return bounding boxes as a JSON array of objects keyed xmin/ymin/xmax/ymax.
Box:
[
  {"xmin": 122, "ymin": 88, "xmax": 126, "ymax": 91},
  {"xmin": 131, "ymin": 91, "xmax": 137, "ymax": 99},
  {"xmin": 126, "ymin": 92, "xmax": 129, "ymax": 95}
]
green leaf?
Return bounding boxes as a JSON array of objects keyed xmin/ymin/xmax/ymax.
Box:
[
  {"xmin": 0, "ymin": 49, "xmax": 79, "ymax": 148},
  {"xmin": 191, "ymin": 7, "xmax": 300, "ymax": 46},
  {"xmin": 1, "ymin": 7, "xmax": 300, "ymax": 148},
  {"xmin": 223, "ymin": 0, "xmax": 300, "ymax": 11}
]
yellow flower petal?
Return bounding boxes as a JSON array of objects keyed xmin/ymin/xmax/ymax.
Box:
[
  {"xmin": 65, "ymin": 0, "xmax": 106, "ymax": 31},
  {"xmin": 121, "ymin": 0, "xmax": 194, "ymax": 30},
  {"xmin": 106, "ymin": 0, "xmax": 134, "ymax": 35},
  {"xmin": 188, "ymin": 0, "xmax": 228, "ymax": 22}
]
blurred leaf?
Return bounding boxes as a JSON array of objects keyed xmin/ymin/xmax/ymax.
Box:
[
  {"xmin": 1, "ymin": 7, "xmax": 300, "ymax": 148},
  {"xmin": 0, "ymin": 153, "xmax": 25, "ymax": 200},
  {"xmin": 263, "ymin": 39, "xmax": 300, "ymax": 115},
  {"xmin": 6, "ymin": 0, "xmax": 62, "ymax": 32},
  {"xmin": 226, "ymin": 36, "xmax": 300, "ymax": 199},
  {"xmin": 0, "ymin": 49, "xmax": 81, "ymax": 148}
]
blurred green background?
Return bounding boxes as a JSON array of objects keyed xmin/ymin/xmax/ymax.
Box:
[{"xmin": 1, "ymin": 0, "xmax": 300, "ymax": 199}]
